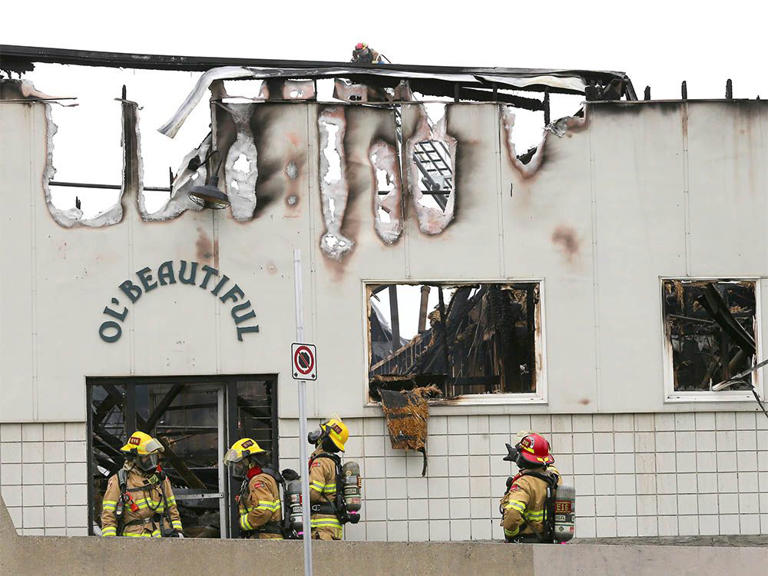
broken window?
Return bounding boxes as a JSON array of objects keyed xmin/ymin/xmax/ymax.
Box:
[
  {"xmin": 86, "ymin": 375, "xmax": 277, "ymax": 539},
  {"xmin": 367, "ymin": 282, "xmax": 542, "ymax": 401},
  {"xmin": 662, "ymin": 279, "xmax": 758, "ymax": 392}
]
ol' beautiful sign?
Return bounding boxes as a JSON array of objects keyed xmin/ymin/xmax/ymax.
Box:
[{"xmin": 98, "ymin": 260, "xmax": 259, "ymax": 343}]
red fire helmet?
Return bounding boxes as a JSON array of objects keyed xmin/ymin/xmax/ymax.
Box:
[{"xmin": 517, "ymin": 433, "xmax": 554, "ymax": 465}]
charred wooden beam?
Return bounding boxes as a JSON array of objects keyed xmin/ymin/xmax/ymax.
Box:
[
  {"xmin": 697, "ymin": 284, "xmax": 755, "ymax": 356},
  {"xmin": 143, "ymin": 383, "xmax": 185, "ymax": 432},
  {"xmin": 156, "ymin": 436, "xmax": 207, "ymax": 490},
  {"xmin": 418, "ymin": 285, "xmax": 431, "ymax": 334},
  {"xmin": 389, "ymin": 285, "xmax": 401, "ymax": 354}
]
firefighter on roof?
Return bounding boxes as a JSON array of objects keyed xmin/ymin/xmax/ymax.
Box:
[
  {"xmin": 499, "ymin": 432, "xmax": 561, "ymax": 543},
  {"xmin": 101, "ymin": 431, "xmax": 183, "ymax": 537},
  {"xmin": 308, "ymin": 417, "xmax": 349, "ymax": 540},
  {"xmin": 351, "ymin": 42, "xmax": 387, "ymax": 64},
  {"xmin": 224, "ymin": 438, "xmax": 284, "ymax": 539}
]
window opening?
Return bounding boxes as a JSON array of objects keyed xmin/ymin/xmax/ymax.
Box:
[
  {"xmin": 662, "ymin": 279, "xmax": 757, "ymax": 392},
  {"xmin": 368, "ymin": 283, "xmax": 541, "ymax": 400}
]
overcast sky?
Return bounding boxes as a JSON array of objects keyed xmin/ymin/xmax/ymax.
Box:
[{"xmin": 6, "ymin": 0, "xmax": 764, "ymax": 98}]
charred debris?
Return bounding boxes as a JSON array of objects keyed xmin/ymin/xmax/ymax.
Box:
[
  {"xmin": 368, "ymin": 283, "xmax": 541, "ymax": 401},
  {"xmin": 662, "ymin": 280, "xmax": 757, "ymax": 392}
]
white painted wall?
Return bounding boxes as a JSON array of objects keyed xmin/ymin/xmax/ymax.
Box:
[{"xmin": 1, "ymin": 99, "xmax": 768, "ymax": 424}]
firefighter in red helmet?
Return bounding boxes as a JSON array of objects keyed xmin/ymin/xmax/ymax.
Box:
[
  {"xmin": 351, "ymin": 42, "xmax": 387, "ymax": 64},
  {"xmin": 499, "ymin": 433, "xmax": 561, "ymax": 543}
]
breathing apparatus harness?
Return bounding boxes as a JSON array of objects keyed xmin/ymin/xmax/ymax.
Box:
[
  {"xmin": 237, "ymin": 466, "xmax": 294, "ymax": 538},
  {"xmin": 114, "ymin": 465, "xmax": 177, "ymax": 537},
  {"xmin": 503, "ymin": 468, "xmax": 560, "ymax": 543},
  {"xmin": 501, "ymin": 441, "xmax": 559, "ymax": 543},
  {"xmin": 307, "ymin": 451, "xmax": 359, "ymax": 525}
]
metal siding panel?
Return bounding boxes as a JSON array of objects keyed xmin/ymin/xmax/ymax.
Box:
[
  {"xmin": 500, "ymin": 108, "xmax": 596, "ymax": 412},
  {"xmin": 311, "ymin": 104, "xmax": 406, "ymax": 418},
  {"xmin": 403, "ymin": 103, "xmax": 502, "ymax": 280},
  {"xmin": 0, "ymin": 104, "xmax": 36, "ymax": 421},
  {"xmin": 687, "ymin": 102, "xmax": 768, "ymax": 276},
  {"xmin": 589, "ymin": 104, "xmax": 687, "ymax": 412}
]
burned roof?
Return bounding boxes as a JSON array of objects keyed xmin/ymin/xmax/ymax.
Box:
[{"xmin": 0, "ymin": 43, "xmax": 636, "ymax": 100}]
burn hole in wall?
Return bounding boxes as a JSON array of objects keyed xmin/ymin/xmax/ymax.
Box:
[
  {"xmin": 86, "ymin": 375, "xmax": 278, "ymax": 539},
  {"xmin": 367, "ymin": 283, "xmax": 541, "ymax": 400},
  {"xmin": 662, "ymin": 279, "xmax": 757, "ymax": 391},
  {"xmin": 413, "ymin": 139, "xmax": 453, "ymax": 212}
]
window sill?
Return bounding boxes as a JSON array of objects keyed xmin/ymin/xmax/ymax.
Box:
[
  {"xmin": 665, "ymin": 392, "xmax": 760, "ymax": 403},
  {"xmin": 366, "ymin": 393, "xmax": 546, "ymax": 408}
]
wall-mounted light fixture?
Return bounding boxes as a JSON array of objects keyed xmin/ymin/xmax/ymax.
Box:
[{"xmin": 189, "ymin": 152, "xmax": 230, "ymax": 209}]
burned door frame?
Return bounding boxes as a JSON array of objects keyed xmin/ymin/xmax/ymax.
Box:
[
  {"xmin": 363, "ymin": 280, "xmax": 548, "ymax": 406},
  {"xmin": 660, "ymin": 277, "xmax": 764, "ymax": 403},
  {"xmin": 85, "ymin": 374, "xmax": 279, "ymax": 538}
]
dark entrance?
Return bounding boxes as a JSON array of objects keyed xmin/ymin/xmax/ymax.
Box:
[{"xmin": 86, "ymin": 375, "xmax": 278, "ymax": 538}]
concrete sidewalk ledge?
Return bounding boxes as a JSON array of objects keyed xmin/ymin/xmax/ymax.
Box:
[
  {"xmin": 2, "ymin": 499, "xmax": 767, "ymax": 576},
  {"xmin": 3, "ymin": 537, "xmax": 768, "ymax": 576}
]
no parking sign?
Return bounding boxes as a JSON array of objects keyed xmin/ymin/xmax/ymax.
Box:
[{"xmin": 291, "ymin": 342, "xmax": 317, "ymax": 380}]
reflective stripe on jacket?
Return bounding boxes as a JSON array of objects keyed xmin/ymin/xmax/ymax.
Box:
[
  {"xmin": 100, "ymin": 466, "xmax": 182, "ymax": 537},
  {"xmin": 309, "ymin": 448, "xmax": 342, "ymax": 540},
  {"xmin": 500, "ymin": 468, "xmax": 559, "ymax": 539},
  {"xmin": 239, "ymin": 472, "xmax": 283, "ymax": 539}
]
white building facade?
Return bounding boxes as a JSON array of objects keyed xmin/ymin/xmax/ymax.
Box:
[{"xmin": 1, "ymin": 76, "xmax": 768, "ymax": 540}]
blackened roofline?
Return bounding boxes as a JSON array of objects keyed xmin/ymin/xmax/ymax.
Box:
[{"xmin": 0, "ymin": 44, "xmax": 635, "ymax": 99}]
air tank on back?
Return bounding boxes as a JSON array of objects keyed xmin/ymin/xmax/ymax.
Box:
[
  {"xmin": 341, "ymin": 461, "xmax": 361, "ymax": 521},
  {"xmin": 553, "ymin": 484, "xmax": 575, "ymax": 542}
]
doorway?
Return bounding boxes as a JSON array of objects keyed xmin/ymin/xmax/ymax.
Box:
[{"xmin": 86, "ymin": 375, "xmax": 278, "ymax": 538}]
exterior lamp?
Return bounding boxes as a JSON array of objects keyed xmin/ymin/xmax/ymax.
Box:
[
  {"xmin": 189, "ymin": 174, "xmax": 230, "ymax": 209},
  {"xmin": 189, "ymin": 151, "xmax": 230, "ymax": 209}
]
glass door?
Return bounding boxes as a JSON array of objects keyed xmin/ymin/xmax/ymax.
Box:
[{"xmin": 87, "ymin": 375, "xmax": 278, "ymax": 539}]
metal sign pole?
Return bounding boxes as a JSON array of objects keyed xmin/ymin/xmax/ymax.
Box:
[{"xmin": 293, "ymin": 248, "xmax": 313, "ymax": 576}]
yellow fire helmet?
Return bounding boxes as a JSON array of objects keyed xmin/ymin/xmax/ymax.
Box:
[
  {"xmin": 321, "ymin": 418, "xmax": 349, "ymax": 452},
  {"xmin": 120, "ymin": 431, "xmax": 164, "ymax": 456},
  {"xmin": 223, "ymin": 438, "xmax": 266, "ymax": 465}
]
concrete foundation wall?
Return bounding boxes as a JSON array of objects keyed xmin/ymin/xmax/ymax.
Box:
[{"xmin": 2, "ymin": 494, "xmax": 767, "ymax": 576}]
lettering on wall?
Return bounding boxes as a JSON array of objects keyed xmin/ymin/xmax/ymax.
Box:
[{"xmin": 98, "ymin": 260, "xmax": 260, "ymax": 343}]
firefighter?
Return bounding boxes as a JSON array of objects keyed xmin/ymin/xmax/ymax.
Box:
[
  {"xmin": 499, "ymin": 433, "xmax": 560, "ymax": 543},
  {"xmin": 351, "ymin": 42, "xmax": 386, "ymax": 64},
  {"xmin": 101, "ymin": 431, "xmax": 183, "ymax": 538},
  {"xmin": 308, "ymin": 417, "xmax": 349, "ymax": 540},
  {"xmin": 223, "ymin": 438, "xmax": 283, "ymax": 539}
]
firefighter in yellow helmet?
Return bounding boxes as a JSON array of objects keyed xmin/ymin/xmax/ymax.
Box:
[
  {"xmin": 100, "ymin": 431, "xmax": 183, "ymax": 538},
  {"xmin": 224, "ymin": 438, "xmax": 284, "ymax": 539},
  {"xmin": 307, "ymin": 417, "xmax": 349, "ymax": 540}
]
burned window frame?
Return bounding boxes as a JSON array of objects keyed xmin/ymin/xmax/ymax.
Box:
[
  {"xmin": 661, "ymin": 278, "xmax": 763, "ymax": 402},
  {"xmin": 363, "ymin": 280, "xmax": 547, "ymax": 405}
]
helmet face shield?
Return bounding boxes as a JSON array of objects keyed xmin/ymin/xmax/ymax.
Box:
[
  {"xmin": 120, "ymin": 431, "xmax": 165, "ymax": 472},
  {"xmin": 231, "ymin": 461, "xmax": 248, "ymax": 479},
  {"xmin": 223, "ymin": 448, "xmax": 243, "ymax": 466},
  {"xmin": 224, "ymin": 438, "xmax": 266, "ymax": 478},
  {"xmin": 142, "ymin": 438, "xmax": 164, "ymax": 455},
  {"xmin": 137, "ymin": 453, "xmax": 159, "ymax": 472},
  {"xmin": 223, "ymin": 449, "xmax": 247, "ymax": 478}
]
